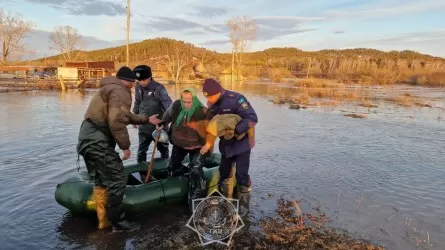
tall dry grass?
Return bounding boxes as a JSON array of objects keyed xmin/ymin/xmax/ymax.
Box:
[
  {"xmin": 273, "ymin": 57, "xmax": 445, "ymax": 87},
  {"xmin": 389, "ymin": 93, "xmax": 432, "ymax": 108}
]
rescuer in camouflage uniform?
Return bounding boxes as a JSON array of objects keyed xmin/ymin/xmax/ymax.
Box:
[{"xmin": 77, "ymin": 66, "xmax": 161, "ymax": 232}]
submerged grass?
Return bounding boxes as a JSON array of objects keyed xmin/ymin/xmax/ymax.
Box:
[
  {"xmin": 134, "ymin": 198, "xmax": 383, "ymax": 250},
  {"xmin": 272, "ymin": 78, "xmax": 437, "ymax": 111}
]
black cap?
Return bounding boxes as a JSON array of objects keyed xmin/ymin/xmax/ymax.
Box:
[
  {"xmin": 133, "ymin": 65, "xmax": 152, "ymax": 80},
  {"xmin": 116, "ymin": 66, "xmax": 136, "ymax": 82},
  {"xmin": 202, "ymin": 78, "xmax": 223, "ymax": 96}
]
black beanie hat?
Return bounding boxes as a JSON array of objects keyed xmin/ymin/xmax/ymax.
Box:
[
  {"xmin": 202, "ymin": 78, "xmax": 223, "ymax": 97},
  {"xmin": 133, "ymin": 65, "xmax": 152, "ymax": 80},
  {"xmin": 116, "ymin": 66, "xmax": 136, "ymax": 82}
]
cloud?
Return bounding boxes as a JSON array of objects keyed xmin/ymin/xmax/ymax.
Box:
[
  {"xmin": 138, "ymin": 16, "xmax": 226, "ymax": 34},
  {"xmin": 199, "ymin": 39, "xmax": 229, "ymax": 46},
  {"xmin": 21, "ymin": 29, "xmax": 129, "ymax": 60},
  {"xmin": 333, "ymin": 30, "xmax": 346, "ymax": 34},
  {"xmin": 188, "ymin": 5, "xmax": 230, "ymax": 18},
  {"xmin": 147, "ymin": 16, "xmax": 202, "ymax": 31},
  {"xmin": 355, "ymin": 30, "xmax": 445, "ymax": 45},
  {"xmin": 323, "ymin": 0, "xmax": 445, "ymax": 20},
  {"xmin": 253, "ymin": 16, "xmax": 326, "ymax": 28},
  {"xmin": 251, "ymin": 16, "xmax": 320, "ymax": 41},
  {"xmin": 25, "ymin": 0, "xmax": 126, "ymax": 16},
  {"xmin": 256, "ymin": 27, "xmax": 317, "ymax": 41}
]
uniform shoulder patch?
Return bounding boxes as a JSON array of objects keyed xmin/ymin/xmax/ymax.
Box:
[
  {"xmin": 237, "ymin": 97, "xmax": 246, "ymax": 104},
  {"xmin": 241, "ymin": 102, "xmax": 249, "ymax": 110}
]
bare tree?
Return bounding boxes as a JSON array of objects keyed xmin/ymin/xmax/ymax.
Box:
[
  {"xmin": 49, "ymin": 25, "xmax": 84, "ymax": 61},
  {"xmin": 163, "ymin": 41, "xmax": 193, "ymax": 84},
  {"xmin": 0, "ymin": 8, "xmax": 33, "ymax": 63},
  {"xmin": 226, "ymin": 16, "xmax": 258, "ymax": 83}
]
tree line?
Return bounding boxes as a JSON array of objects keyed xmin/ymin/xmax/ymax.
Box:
[{"xmin": 1, "ymin": 7, "xmax": 445, "ymax": 86}]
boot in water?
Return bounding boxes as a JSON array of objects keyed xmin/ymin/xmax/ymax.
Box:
[
  {"xmin": 220, "ymin": 178, "xmax": 235, "ymax": 198},
  {"xmin": 112, "ymin": 220, "xmax": 140, "ymax": 233},
  {"xmin": 236, "ymin": 185, "xmax": 251, "ymax": 218},
  {"xmin": 191, "ymin": 160, "xmax": 207, "ymax": 194},
  {"xmin": 93, "ymin": 186, "xmax": 111, "ymax": 229}
]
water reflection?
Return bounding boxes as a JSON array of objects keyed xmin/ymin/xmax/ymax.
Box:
[{"xmin": 56, "ymin": 212, "xmax": 132, "ymax": 250}]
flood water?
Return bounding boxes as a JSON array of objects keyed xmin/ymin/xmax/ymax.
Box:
[{"xmin": 0, "ymin": 82, "xmax": 444, "ymax": 250}]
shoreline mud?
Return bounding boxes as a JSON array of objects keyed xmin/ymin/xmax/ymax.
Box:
[{"xmin": 133, "ymin": 198, "xmax": 384, "ymax": 250}]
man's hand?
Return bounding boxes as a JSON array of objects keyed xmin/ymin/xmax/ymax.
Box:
[
  {"xmin": 200, "ymin": 143, "xmax": 211, "ymax": 155},
  {"xmin": 149, "ymin": 114, "xmax": 162, "ymax": 125},
  {"xmin": 223, "ymin": 129, "xmax": 235, "ymax": 140},
  {"xmin": 156, "ymin": 120, "xmax": 167, "ymax": 130},
  {"xmin": 122, "ymin": 149, "xmax": 131, "ymax": 160}
]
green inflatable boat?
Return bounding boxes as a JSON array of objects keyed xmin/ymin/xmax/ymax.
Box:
[{"xmin": 55, "ymin": 153, "xmax": 224, "ymax": 215}]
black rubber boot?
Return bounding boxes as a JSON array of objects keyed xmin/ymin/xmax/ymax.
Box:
[
  {"xmin": 107, "ymin": 196, "xmax": 140, "ymax": 233},
  {"xmin": 235, "ymin": 185, "xmax": 251, "ymax": 218},
  {"xmin": 190, "ymin": 166, "xmax": 207, "ymax": 200},
  {"xmin": 159, "ymin": 142, "xmax": 170, "ymax": 159}
]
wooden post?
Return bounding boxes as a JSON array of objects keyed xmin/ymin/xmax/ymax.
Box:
[
  {"xmin": 59, "ymin": 75, "xmax": 66, "ymax": 91},
  {"xmin": 77, "ymin": 79, "xmax": 85, "ymax": 89},
  {"xmin": 126, "ymin": 0, "xmax": 131, "ymax": 66},
  {"xmin": 307, "ymin": 58, "xmax": 312, "ymax": 79},
  {"xmin": 231, "ymin": 48, "xmax": 234, "ymax": 85}
]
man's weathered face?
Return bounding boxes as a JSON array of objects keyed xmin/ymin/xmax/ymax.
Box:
[
  {"xmin": 138, "ymin": 78, "xmax": 150, "ymax": 87},
  {"xmin": 206, "ymin": 92, "xmax": 220, "ymax": 104},
  {"xmin": 122, "ymin": 80, "xmax": 135, "ymax": 88},
  {"xmin": 181, "ymin": 92, "xmax": 193, "ymax": 110}
]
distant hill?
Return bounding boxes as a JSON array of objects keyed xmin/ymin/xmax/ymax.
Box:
[
  {"xmin": 33, "ymin": 37, "xmax": 220, "ymax": 65},
  {"xmin": 32, "ymin": 37, "xmax": 444, "ymax": 65},
  {"xmin": 26, "ymin": 37, "xmax": 445, "ymax": 86}
]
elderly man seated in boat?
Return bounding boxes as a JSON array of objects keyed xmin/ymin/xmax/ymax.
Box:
[{"xmin": 156, "ymin": 87, "xmax": 214, "ymax": 198}]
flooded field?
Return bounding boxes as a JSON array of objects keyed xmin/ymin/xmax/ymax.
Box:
[{"xmin": 0, "ymin": 81, "xmax": 444, "ymax": 249}]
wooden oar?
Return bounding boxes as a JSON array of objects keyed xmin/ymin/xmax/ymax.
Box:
[{"xmin": 144, "ymin": 128, "xmax": 161, "ymax": 183}]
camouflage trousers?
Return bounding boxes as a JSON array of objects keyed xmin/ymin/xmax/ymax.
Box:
[{"xmin": 77, "ymin": 120, "xmax": 127, "ymax": 224}]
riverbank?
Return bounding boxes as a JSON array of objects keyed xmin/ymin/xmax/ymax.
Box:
[
  {"xmin": 133, "ymin": 197, "xmax": 384, "ymax": 250},
  {"xmin": 0, "ymin": 78, "xmax": 99, "ymax": 92}
]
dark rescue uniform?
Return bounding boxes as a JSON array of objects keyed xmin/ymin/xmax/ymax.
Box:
[
  {"xmin": 207, "ymin": 90, "xmax": 258, "ymax": 188},
  {"xmin": 133, "ymin": 80, "xmax": 172, "ymax": 161}
]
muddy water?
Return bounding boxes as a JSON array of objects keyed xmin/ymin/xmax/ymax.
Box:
[{"xmin": 0, "ymin": 82, "xmax": 444, "ymax": 249}]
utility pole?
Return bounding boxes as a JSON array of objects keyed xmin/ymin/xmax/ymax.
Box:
[{"xmin": 126, "ymin": 0, "xmax": 130, "ymax": 66}]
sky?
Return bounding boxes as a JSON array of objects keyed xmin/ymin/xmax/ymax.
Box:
[{"xmin": 1, "ymin": 0, "xmax": 445, "ymax": 60}]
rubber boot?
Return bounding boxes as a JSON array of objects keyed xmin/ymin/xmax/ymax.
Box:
[
  {"xmin": 107, "ymin": 195, "xmax": 140, "ymax": 233},
  {"xmin": 112, "ymin": 219, "xmax": 140, "ymax": 233},
  {"xmin": 159, "ymin": 143, "xmax": 170, "ymax": 159},
  {"xmin": 93, "ymin": 186, "xmax": 111, "ymax": 229},
  {"xmin": 220, "ymin": 178, "xmax": 234, "ymax": 199},
  {"xmin": 190, "ymin": 165, "xmax": 207, "ymax": 200},
  {"xmin": 235, "ymin": 185, "xmax": 251, "ymax": 218}
]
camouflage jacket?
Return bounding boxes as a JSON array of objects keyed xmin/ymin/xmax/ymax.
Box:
[{"xmin": 83, "ymin": 76, "xmax": 150, "ymax": 150}]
